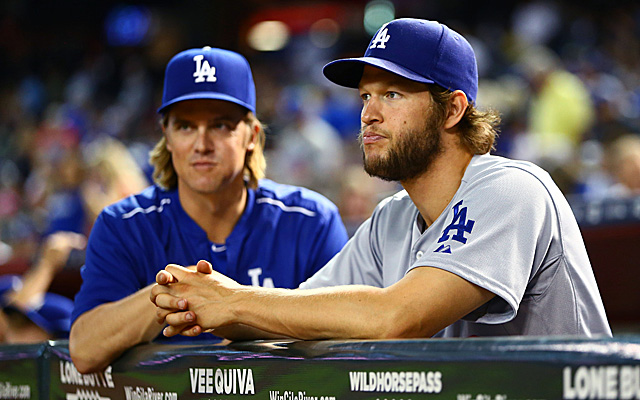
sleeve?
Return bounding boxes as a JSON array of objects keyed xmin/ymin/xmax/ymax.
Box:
[
  {"xmin": 71, "ymin": 211, "xmax": 146, "ymax": 324},
  {"xmin": 410, "ymin": 168, "xmax": 554, "ymax": 324},
  {"xmin": 299, "ymin": 206, "xmax": 384, "ymax": 290}
]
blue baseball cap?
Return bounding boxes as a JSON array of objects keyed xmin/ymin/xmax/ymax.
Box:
[
  {"xmin": 158, "ymin": 46, "xmax": 256, "ymax": 114},
  {"xmin": 0, "ymin": 275, "xmax": 73, "ymax": 337},
  {"xmin": 323, "ymin": 19, "xmax": 478, "ymax": 103},
  {"xmin": 23, "ymin": 292, "xmax": 74, "ymax": 337}
]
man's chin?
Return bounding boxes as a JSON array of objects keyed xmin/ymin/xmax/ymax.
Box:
[
  {"xmin": 363, "ymin": 163, "xmax": 396, "ymax": 182},
  {"xmin": 181, "ymin": 180, "xmax": 223, "ymax": 195}
]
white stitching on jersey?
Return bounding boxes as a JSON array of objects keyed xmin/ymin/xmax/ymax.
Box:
[
  {"xmin": 121, "ymin": 198, "xmax": 172, "ymax": 219},
  {"xmin": 255, "ymin": 197, "xmax": 316, "ymax": 217}
]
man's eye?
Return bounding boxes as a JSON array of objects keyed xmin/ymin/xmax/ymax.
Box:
[
  {"xmin": 387, "ymin": 92, "xmax": 400, "ymax": 99},
  {"xmin": 360, "ymin": 93, "xmax": 371, "ymax": 101},
  {"xmin": 213, "ymin": 122, "xmax": 232, "ymax": 131}
]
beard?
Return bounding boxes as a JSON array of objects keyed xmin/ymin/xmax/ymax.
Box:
[{"xmin": 359, "ymin": 117, "xmax": 443, "ymax": 182}]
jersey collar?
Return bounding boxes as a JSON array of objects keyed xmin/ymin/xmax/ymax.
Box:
[{"xmin": 171, "ymin": 185, "xmax": 257, "ymax": 244}]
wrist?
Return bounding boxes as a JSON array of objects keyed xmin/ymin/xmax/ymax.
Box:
[{"xmin": 226, "ymin": 286, "xmax": 258, "ymax": 326}]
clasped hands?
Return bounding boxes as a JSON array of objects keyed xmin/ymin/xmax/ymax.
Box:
[{"xmin": 150, "ymin": 260, "xmax": 241, "ymax": 337}]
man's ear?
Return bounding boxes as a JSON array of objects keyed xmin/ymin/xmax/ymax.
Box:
[
  {"xmin": 164, "ymin": 133, "xmax": 173, "ymax": 152},
  {"xmin": 443, "ymin": 90, "xmax": 469, "ymax": 130},
  {"xmin": 246, "ymin": 121, "xmax": 259, "ymax": 151}
]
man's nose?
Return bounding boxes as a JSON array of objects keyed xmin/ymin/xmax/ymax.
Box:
[
  {"xmin": 193, "ymin": 126, "xmax": 214, "ymax": 152},
  {"xmin": 361, "ymin": 98, "xmax": 383, "ymax": 126}
]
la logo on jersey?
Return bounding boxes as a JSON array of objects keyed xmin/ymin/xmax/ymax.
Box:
[
  {"xmin": 193, "ymin": 54, "xmax": 217, "ymax": 83},
  {"xmin": 248, "ymin": 267, "xmax": 274, "ymax": 288},
  {"xmin": 369, "ymin": 25, "xmax": 391, "ymax": 49},
  {"xmin": 435, "ymin": 200, "xmax": 475, "ymax": 253}
]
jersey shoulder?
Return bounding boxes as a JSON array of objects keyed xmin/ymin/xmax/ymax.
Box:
[
  {"xmin": 465, "ymin": 154, "xmax": 552, "ymax": 182},
  {"xmin": 255, "ymin": 179, "xmax": 340, "ymax": 217},
  {"xmin": 463, "ymin": 154, "xmax": 558, "ymax": 198},
  {"xmin": 100, "ymin": 185, "xmax": 178, "ymax": 221}
]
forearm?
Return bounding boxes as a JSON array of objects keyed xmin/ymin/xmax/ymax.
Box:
[
  {"xmin": 70, "ymin": 285, "xmax": 163, "ymax": 373},
  {"xmin": 224, "ymin": 268, "xmax": 493, "ymax": 341},
  {"xmin": 6, "ymin": 263, "xmax": 56, "ymax": 308},
  {"xmin": 227, "ymin": 285, "xmax": 400, "ymax": 340},
  {"xmin": 212, "ymin": 324, "xmax": 289, "ymax": 342}
]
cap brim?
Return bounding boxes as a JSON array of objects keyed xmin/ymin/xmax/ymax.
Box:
[
  {"xmin": 323, "ymin": 57, "xmax": 435, "ymax": 88},
  {"xmin": 24, "ymin": 293, "xmax": 74, "ymax": 335},
  {"xmin": 157, "ymin": 92, "xmax": 255, "ymax": 114}
]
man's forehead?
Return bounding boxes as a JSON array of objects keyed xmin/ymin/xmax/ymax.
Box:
[
  {"xmin": 358, "ymin": 65, "xmax": 429, "ymax": 92},
  {"xmin": 168, "ymin": 99, "xmax": 247, "ymax": 119}
]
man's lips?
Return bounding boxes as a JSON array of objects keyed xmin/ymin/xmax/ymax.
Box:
[
  {"xmin": 191, "ymin": 160, "xmax": 217, "ymax": 169},
  {"xmin": 361, "ymin": 131, "xmax": 387, "ymax": 145}
]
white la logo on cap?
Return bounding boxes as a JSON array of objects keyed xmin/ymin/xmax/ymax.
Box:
[
  {"xmin": 369, "ymin": 26, "xmax": 391, "ymax": 49},
  {"xmin": 193, "ymin": 53, "xmax": 217, "ymax": 83}
]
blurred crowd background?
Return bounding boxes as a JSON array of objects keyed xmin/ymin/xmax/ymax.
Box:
[{"xmin": 0, "ymin": 0, "xmax": 639, "ymax": 338}]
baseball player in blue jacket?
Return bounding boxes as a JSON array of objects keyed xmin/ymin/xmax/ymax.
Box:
[{"xmin": 70, "ymin": 47, "xmax": 348, "ymax": 373}]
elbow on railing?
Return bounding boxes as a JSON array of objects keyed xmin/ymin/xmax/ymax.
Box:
[
  {"xmin": 69, "ymin": 344, "xmax": 107, "ymax": 374},
  {"xmin": 68, "ymin": 326, "xmax": 112, "ymax": 374},
  {"xmin": 374, "ymin": 305, "xmax": 439, "ymax": 340}
]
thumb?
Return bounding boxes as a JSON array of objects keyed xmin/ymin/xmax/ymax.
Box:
[
  {"xmin": 196, "ymin": 260, "xmax": 213, "ymax": 274},
  {"xmin": 156, "ymin": 270, "xmax": 175, "ymax": 285}
]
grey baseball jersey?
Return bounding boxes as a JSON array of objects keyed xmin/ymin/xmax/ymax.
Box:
[{"xmin": 300, "ymin": 154, "xmax": 612, "ymax": 337}]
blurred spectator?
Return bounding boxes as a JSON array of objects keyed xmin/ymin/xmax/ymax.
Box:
[
  {"xmin": 0, "ymin": 231, "xmax": 85, "ymax": 343},
  {"xmin": 514, "ymin": 45, "xmax": 595, "ymax": 168},
  {"xmin": 266, "ymin": 85, "xmax": 346, "ymax": 200},
  {"xmin": 81, "ymin": 135, "xmax": 150, "ymax": 222},
  {"xmin": 511, "ymin": 1, "xmax": 561, "ymax": 47},
  {"xmin": 506, "ymin": 45, "xmax": 596, "ymax": 194},
  {"xmin": 603, "ymin": 134, "xmax": 640, "ymax": 197},
  {"xmin": 1, "ymin": 113, "xmax": 148, "ymax": 296},
  {"xmin": 43, "ymin": 148, "xmax": 87, "ymax": 236}
]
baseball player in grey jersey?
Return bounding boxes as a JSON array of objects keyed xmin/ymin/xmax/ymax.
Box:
[{"xmin": 151, "ymin": 18, "xmax": 611, "ymax": 340}]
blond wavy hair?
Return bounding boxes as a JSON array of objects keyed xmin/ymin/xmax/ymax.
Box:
[
  {"xmin": 428, "ymin": 85, "xmax": 501, "ymax": 154},
  {"xmin": 149, "ymin": 112, "xmax": 266, "ymax": 190}
]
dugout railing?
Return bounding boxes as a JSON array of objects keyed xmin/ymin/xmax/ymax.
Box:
[{"xmin": 1, "ymin": 335, "xmax": 640, "ymax": 399}]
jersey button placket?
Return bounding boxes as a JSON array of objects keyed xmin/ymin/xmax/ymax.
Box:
[{"xmin": 416, "ymin": 250, "xmax": 424, "ymax": 260}]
